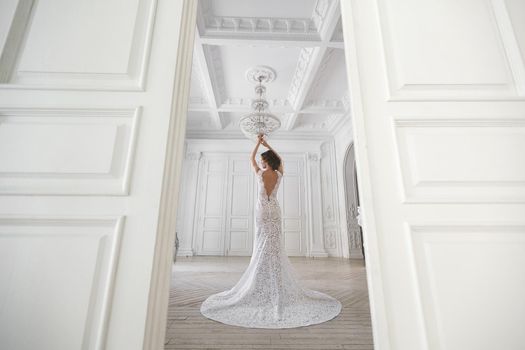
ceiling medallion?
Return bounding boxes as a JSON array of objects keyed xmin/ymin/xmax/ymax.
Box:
[{"xmin": 240, "ymin": 66, "xmax": 281, "ymax": 140}]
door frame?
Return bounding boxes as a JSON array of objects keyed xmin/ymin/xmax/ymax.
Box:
[{"xmin": 143, "ymin": 0, "xmax": 389, "ymax": 349}]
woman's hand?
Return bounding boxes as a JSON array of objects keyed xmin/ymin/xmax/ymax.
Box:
[{"xmin": 259, "ymin": 134, "xmax": 269, "ymax": 147}]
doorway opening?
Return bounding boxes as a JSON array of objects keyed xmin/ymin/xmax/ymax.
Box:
[{"xmin": 161, "ymin": 0, "xmax": 374, "ymax": 348}]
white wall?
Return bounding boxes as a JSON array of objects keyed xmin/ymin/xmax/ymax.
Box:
[{"xmin": 175, "ymin": 137, "xmax": 347, "ymax": 258}]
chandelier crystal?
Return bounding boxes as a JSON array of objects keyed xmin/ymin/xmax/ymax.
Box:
[{"xmin": 240, "ymin": 68, "xmax": 281, "ymax": 140}]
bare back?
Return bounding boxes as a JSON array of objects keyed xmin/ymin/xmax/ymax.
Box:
[{"xmin": 261, "ymin": 169, "xmax": 279, "ymax": 197}]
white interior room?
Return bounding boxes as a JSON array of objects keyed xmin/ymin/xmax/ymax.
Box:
[
  {"xmin": 176, "ymin": 0, "xmax": 360, "ymax": 260},
  {"xmin": 165, "ymin": 1, "xmax": 371, "ymax": 348}
]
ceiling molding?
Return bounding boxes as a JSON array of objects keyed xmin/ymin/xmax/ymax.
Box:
[
  {"xmin": 285, "ymin": 47, "xmax": 328, "ymax": 130},
  {"xmin": 186, "ymin": 129, "xmax": 334, "ymax": 141},
  {"xmin": 197, "ymin": 0, "xmax": 338, "ymax": 41},
  {"xmin": 317, "ymin": 0, "xmax": 341, "ymax": 41},
  {"xmin": 199, "ymin": 36, "xmax": 344, "ymax": 48}
]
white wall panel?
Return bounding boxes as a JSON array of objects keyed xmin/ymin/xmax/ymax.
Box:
[
  {"xmin": 0, "ymin": 217, "xmax": 123, "ymax": 350},
  {"xmin": 409, "ymin": 224, "xmax": 525, "ymax": 350},
  {"xmin": 394, "ymin": 117, "xmax": 525, "ymax": 203},
  {"xmin": 0, "ymin": 108, "xmax": 139, "ymax": 195},
  {"xmin": 279, "ymin": 158, "xmax": 306, "ymax": 256},
  {"xmin": 378, "ymin": 0, "xmax": 522, "ymax": 100},
  {"xmin": 0, "ymin": 0, "xmax": 156, "ymax": 90},
  {"xmin": 196, "ymin": 157, "xmax": 227, "ymax": 255}
]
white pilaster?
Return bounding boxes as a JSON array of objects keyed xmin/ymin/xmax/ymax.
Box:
[
  {"xmin": 306, "ymin": 152, "xmax": 328, "ymax": 257},
  {"xmin": 176, "ymin": 151, "xmax": 202, "ymax": 256}
]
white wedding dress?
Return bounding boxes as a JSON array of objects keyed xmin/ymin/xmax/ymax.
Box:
[{"xmin": 200, "ymin": 168, "xmax": 342, "ymax": 328}]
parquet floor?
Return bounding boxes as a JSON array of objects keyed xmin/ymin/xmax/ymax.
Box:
[{"xmin": 164, "ymin": 256, "xmax": 374, "ymax": 350}]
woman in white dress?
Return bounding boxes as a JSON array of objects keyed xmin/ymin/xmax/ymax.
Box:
[{"xmin": 200, "ymin": 135, "xmax": 342, "ymax": 328}]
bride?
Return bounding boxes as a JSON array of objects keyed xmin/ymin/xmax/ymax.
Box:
[{"xmin": 200, "ymin": 135, "xmax": 342, "ymax": 328}]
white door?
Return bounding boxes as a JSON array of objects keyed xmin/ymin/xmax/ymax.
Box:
[
  {"xmin": 277, "ymin": 156, "xmax": 307, "ymax": 256},
  {"xmin": 341, "ymin": 1, "xmax": 525, "ymax": 349},
  {"xmin": 225, "ymin": 156, "xmax": 255, "ymax": 256},
  {"xmin": 195, "ymin": 154, "xmax": 228, "ymax": 255},
  {"xmin": 0, "ymin": 0, "xmax": 196, "ymax": 349},
  {"xmin": 195, "ymin": 153, "xmax": 255, "ymax": 256}
]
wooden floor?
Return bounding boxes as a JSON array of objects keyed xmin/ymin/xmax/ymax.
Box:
[{"xmin": 164, "ymin": 256, "xmax": 374, "ymax": 350}]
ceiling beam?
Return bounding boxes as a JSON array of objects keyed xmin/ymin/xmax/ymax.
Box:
[
  {"xmin": 199, "ymin": 36, "xmax": 343, "ymax": 49},
  {"xmin": 187, "ymin": 104, "xmax": 345, "ymax": 114},
  {"xmin": 319, "ymin": 1, "xmax": 341, "ymax": 42},
  {"xmin": 193, "ymin": 31, "xmax": 224, "ymax": 130},
  {"xmin": 284, "ymin": 1, "xmax": 343, "ymax": 131},
  {"xmin": 284, "ymin": 47, "xmax": 327, "ymax": 130}
]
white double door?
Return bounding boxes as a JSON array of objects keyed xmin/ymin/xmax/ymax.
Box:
[
  {"xmin": 194, "ymin": 153, "xmax": 307, "ymax": 257},
  {"xmin": 0, "ymin": 0, "xmax": 195, "ymax": 349}
]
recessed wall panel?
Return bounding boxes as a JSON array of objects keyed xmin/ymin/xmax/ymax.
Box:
[
  {"xmin": 379, "ymin": 0, "xmax": 520, "ymax": 99},
  {"xmin": 0, "ymin": 217, "xmax": 123, "ymax": 349},
  {"xmin": 0, "ymin": 0, "xmax": 156, "ymax": 90},
  {"xmin": 409, "ymin": 224, "xmax": 525, "ymax": 350},
  {"xmin": 394, "ymin": 117, "xmax": 525, "ymax": 202},
  {"xmin": 0, "ymin": 108, "xmax": 139, "ymax": 195}
]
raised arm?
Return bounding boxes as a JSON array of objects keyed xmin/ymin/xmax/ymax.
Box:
[
  {"xmin": 250, "ymin": 136, "xmax": 262, "ymax": 174},
  {"xmin": 260, "ymin": 137, "xmax": 284, "ymax": 174}
]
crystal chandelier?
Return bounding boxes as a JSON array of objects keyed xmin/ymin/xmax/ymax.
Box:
[{"xmin": 240, "ymin": 66, "xmax": 281, "ymax": 140}]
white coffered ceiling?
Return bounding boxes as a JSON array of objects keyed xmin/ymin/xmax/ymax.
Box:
[{"xmin": 186, "ymin": 0, "xmax": 350, "ymax": 139}]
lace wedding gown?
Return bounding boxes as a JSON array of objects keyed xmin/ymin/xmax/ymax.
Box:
[{"xmin": 200, "ymin": 168, "xmax": 342, "ymax": 328}]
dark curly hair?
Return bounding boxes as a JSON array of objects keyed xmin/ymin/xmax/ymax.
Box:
[{"xmin": 261, "ymin": 150, "xmax": 281, "ymax": 171}]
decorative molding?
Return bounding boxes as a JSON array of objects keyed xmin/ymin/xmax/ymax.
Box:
[
  {"xmin": 308, "ymin": 152, "xmax": 321, "ymax": 162},
  {"xmin": 203, "ymin": 16, "xmax": 317, "ymax": 35},
  {"xmin": 295, "ymin": 114, "xmax": 340, "ymax": 130},
  {"xmin": 185, "ymin": 151, "xmax": 202, "ymax": 161},
  {"xmin": 0, "ymin": 107, "xmax": 140, "ymax": 195},
  {"xmin": 312, "ymin": 0, "xmax": 332, "ymax": 33},
  {"xmin": 221, "ymin": 98, "xmax": 290, "ymax": 109},
  {"xmin": 303, "ymin": 98, "xmax": 345, "ymax": 109},
  {"xmin": 245, "ymin": 65, "xmax": 277, "ymax": 84},
  {"xmin": 197, "ymin": 0, "xmax": 338, "ymax": 41},
  {"xmin": 287, "ymin": 47, "xmax": 317, "ymax": 108},
  {"xmin": 341, "ymin": 90, "xmax": 351, "ymax": 111},
  {"xmin": 324, "ymin": 229, "xmax": 337, "ymax": 249},
  {"xmin": 186, "ymin": 129, "xmax": 333, "ymax": 140}
]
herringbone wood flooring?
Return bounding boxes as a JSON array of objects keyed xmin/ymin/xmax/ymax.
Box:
[{"xmin": 165, "ymin": 256, "xmax": 374, "ymax": 350}]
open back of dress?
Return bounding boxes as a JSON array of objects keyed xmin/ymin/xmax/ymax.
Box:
[{"xmin": 200, "ymin": 168, "xmax": 342, "ymax": 328}]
